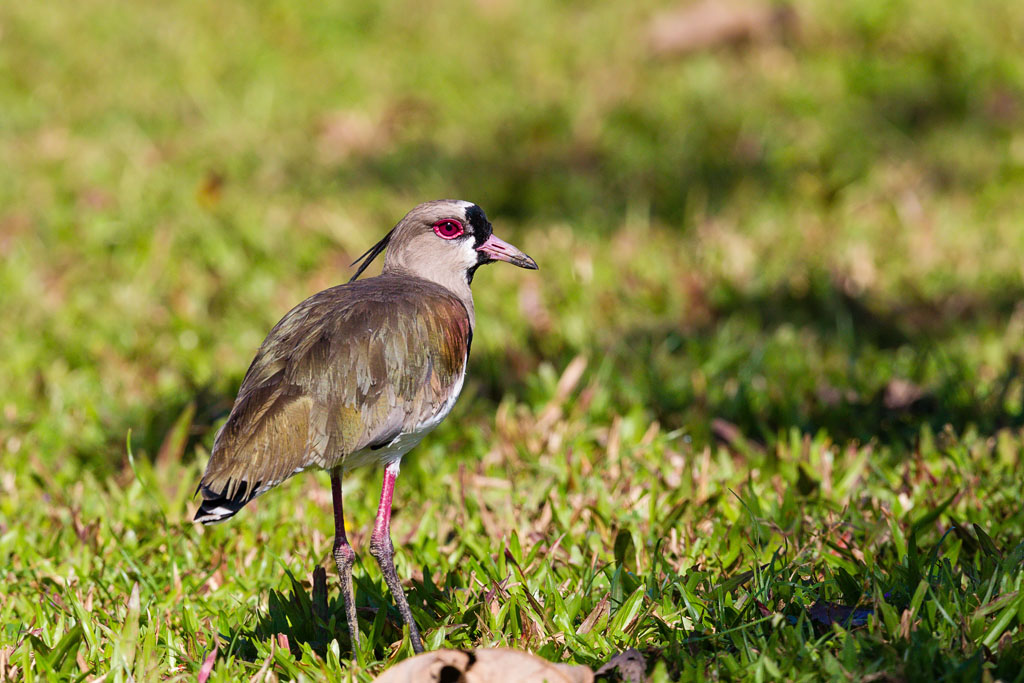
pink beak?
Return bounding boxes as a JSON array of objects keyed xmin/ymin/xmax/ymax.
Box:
[{"xmin": 476, "ymin": 233, "xmax": 538, "ymax": 270}]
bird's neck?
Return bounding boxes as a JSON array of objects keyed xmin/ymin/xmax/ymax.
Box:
[{"xmin": 381, "ymin": 264, "xmax": 476, "ymax": 329}]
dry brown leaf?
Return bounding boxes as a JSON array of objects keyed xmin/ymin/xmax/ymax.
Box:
[
  {"xmin": 315, "ymin": 110, "xmax": 388, "ymax": 164},
  {"xmin": 373, "ymin": 648, "xmax": 593, "ymax": 683},
  {"xmin": 883, "ymin": 378, "xmax": 927, "ymax": 410},
  {"xmin": 518, "ymin": 278, "xmax": 552, "ymax": 334},
  {"xmin": 197, "ymin": 646, "xmax": 217, "ymax": 683},
  {"xmin": 196, "ymin": 171, "xmax": 225, "ymax": 208},
  {"xmin": 576, "ymin": 592, "xmax": 610, "ymax": 636},
  {"xmin": 711, "ymin": 417, "xmax": 765, "ymax": 454},
  {"xmin": 648, "ymin": 0, "xmax": 795, "ymax": 57},
  {"xmin": 595, "ymin": 648, "xmax": 647, "ymax": 683}
]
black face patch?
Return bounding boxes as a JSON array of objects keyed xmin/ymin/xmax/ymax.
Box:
[{"xmin": 465, "ymin": 204, "xmax": 493, "ymax": 248}]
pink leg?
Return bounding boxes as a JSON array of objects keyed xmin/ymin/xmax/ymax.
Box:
[
  {"xmin": 368, "ymin": 461, "xmax": 424, "ymax": 653},
  {"xmin": 371, "ymin": 461, "xmax": 398, "ymax": 543}
]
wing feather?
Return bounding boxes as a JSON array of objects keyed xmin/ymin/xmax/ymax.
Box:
[{"xmin": 195, "ymin": 276, "xmax": 470, "ymax": 522}]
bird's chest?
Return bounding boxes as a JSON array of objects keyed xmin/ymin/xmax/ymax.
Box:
[{"xmin": 343, "ymin": 364, "xmax": 467, "ymax": 471}]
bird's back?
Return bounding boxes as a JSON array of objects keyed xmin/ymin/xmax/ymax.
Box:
[{"xmin": 194, "ymin": 274, "xmax": 472, "ymax": 523}]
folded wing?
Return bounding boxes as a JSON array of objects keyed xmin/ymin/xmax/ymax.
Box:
[{"xmin": 194, "ymin": 277, "xmax": 471, "ymax": 523}]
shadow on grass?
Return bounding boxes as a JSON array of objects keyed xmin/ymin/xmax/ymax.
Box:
[
  {"xmin": 621, "ymin": 274, "xmax": 1024, "ymax": 446},
  {"xmin": 706, "ymin": 272, "xmax": 1024, "ymax": 349},
  {"xmin": 223, "ymin": 566, "xmax": 435, "ymax": 663},
  {"xmin": 233, "ymin": 569, "xmax": 339, "ymax": 659},
  {"xmin": 223, "ymin": 568, "xmax": 358, "ymax": 662}
]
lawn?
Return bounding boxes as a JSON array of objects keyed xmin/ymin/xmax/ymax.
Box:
[{"xmin": 2, "ymin": 0, "xmax": 1024, "ymax": 680}]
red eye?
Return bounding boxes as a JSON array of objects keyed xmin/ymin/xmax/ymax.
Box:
[{"xmin": 432, "ymin": 219, "xmax": 464, "ymax": 240}]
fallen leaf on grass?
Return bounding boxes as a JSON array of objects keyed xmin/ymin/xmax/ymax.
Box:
[
  {"xmin": 711, "ymin": 418, "xmax": 764, "ymax": 455},
  {"xmin": 197, "ymin": 646, "xmax": 217, "ymax": 683},
  {"xmin": 594, "ymin": 648, "xmax": 646, "ymax": 683},
  {"xmin": 372, "ymin": 648, "xmax": 593, "ymax": 683},
  {"xmin": 648, "ymin": 0, "xmax": 796, "ymax": 57},
  {"xmin": 882, "ymin": 378, "xmax": 927, "ymax": 411},
  {"xmin": 315, "ymin": 110, "xmax": 388, "ymax": 164},
  {"xmin": 196, "ymin": 171, "xmax": 225, "ymax": 209},
  {"xmin": 576, "ymin": 592, "xmax": 610, "ymax": 635}
]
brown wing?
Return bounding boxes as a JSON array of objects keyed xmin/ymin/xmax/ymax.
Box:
[{"xmin": 194, "ymin": 275, "xmax": 471, "ymax": 523}]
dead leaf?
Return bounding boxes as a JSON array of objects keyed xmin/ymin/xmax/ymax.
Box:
[
  {"xmin": 984, "ymin": 88, "xmax": 1020, "ymax": 125},
  {"xmin": 248, "ymin": 636, "xmax": 276, "ymax": 683},
  {"xmin": 197, "ymin": 646, "xmax": 217, "ymax": 683},
  {"xmin": 898, "ymin": 608, "xmax": 914, "ymax": 639},
  {"xmin": 0, "ymin": 212, "xmax": 32, "ymax": 255},
  {"xmin": 316, "ymin": 110, "xmax": 387, "ymax": 164},
  {"xmin": 373, "ymin": 648, "xmax": 593, "ymax": 683},
  {"xmin": 196, "ymin": 171, "xmax": 225, "ymax": 208},
  {"xmin": 711, "ymin": 418, "xmax": 764, "ymax": 454},
  {"xmin": 648, "ymin": 0, "xmax": 796, "ymax": 57},
  {"xmin": 518, "ymin": 278, "xmax": 552, "ymax": 334},
  {"xmin": 882, "ymin": 378, "xmax": 926, "ymax": 410},
  {"xmin": 594, "ymin": 648, "xmax": 646, "ymax": 683},
  {"xmin": 78, "ymin": 187, "xmax": 114, "ymax": 211},
  {"xmin": 576, "ymin": 592, "xmax": 610, "ymax": 635},
  {"xmin": 537, "ymin": 356, "xmax": 589, "ymax": 432}
]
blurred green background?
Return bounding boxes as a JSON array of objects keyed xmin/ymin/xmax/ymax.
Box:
[
  {"xmin": 4, "ymin": 0, "xmax": 1023, "ymax": 467},
  {"xmin": 2, "ymin": 0, "xmax": 1023, "ymax": 679}
]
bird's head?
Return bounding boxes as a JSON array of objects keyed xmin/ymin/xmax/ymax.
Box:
[{"xmin": 350, "ymin": 200, "xmax": 537, "ymax": 288}]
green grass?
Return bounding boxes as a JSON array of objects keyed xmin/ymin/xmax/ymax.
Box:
[{"xmin": 2, "ymin": 0, "xmax": 1024, "ymax": 680}]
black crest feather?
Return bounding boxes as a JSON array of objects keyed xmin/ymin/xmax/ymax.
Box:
[{"xmin": 349, "ymin": 228, "xmax": 395, "ymax": 282}]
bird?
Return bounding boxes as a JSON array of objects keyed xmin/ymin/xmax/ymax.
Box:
[{"xmin": 192, "ymin": 199, "xmax": 537, "ymax": 654}]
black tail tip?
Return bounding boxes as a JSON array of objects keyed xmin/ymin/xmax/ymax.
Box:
[
  {"xmin": 193, "ymin": 498, "xmax": 246, "ymax": 525},
  {"xmin": 193, "ymin": 480, "xmax": 260, "ymax": 525}
]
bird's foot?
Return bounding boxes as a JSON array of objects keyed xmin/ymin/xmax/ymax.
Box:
[
  {"xmin": 369, "ymin": 535, "xmax": 425, "ymax": 654},
  {"xmin": 333, "ymin": 540, "xmax": 360, "ymax": 652}
]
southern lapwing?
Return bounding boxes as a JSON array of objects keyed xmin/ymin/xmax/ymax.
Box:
[{"xmin": 193, "ymin": 200, "xmax": 537, "ymax": 654}]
